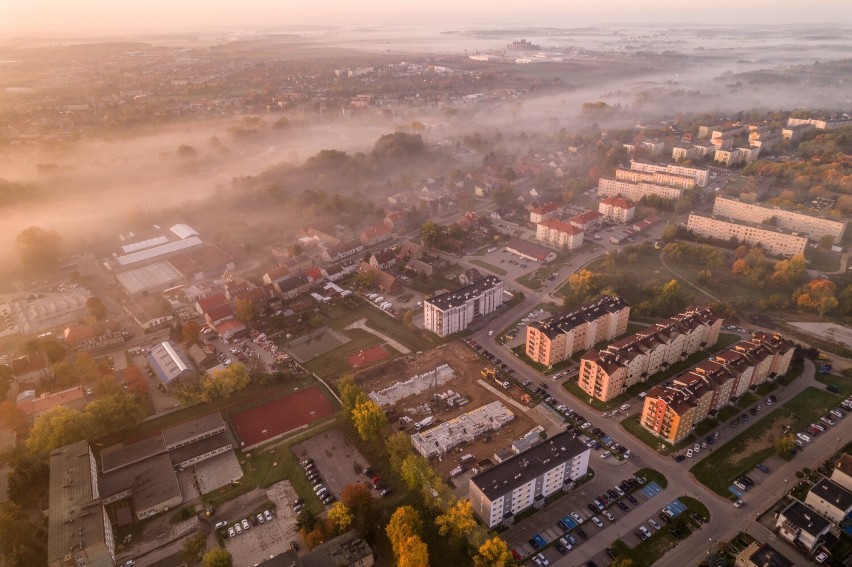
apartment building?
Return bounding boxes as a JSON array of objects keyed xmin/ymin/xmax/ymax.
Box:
[
  {"xmin": 424, "ymin": 276, "xmax": 503, "ymax": 337},
  {"xmin": 672, "ymin": 144, "xmax": 714, "ymax": 162},
  {"xmin": 639, "ymin": 332, "xmax": 794, "ymax": 443},
  {"xmin": 615, "ymin": 167, "xmax": 697, "ymax": 189},
  {"xmin": 782, "ymin": 123, "xmax": 815, "ymax": 142},
  {"xmin": 535, "ymin": 218, "xmax": 584, "ymax": 251},
  {"xmin": 569, "ymin": 210, "xmax": 604, "ymax": 232},
  {"xmin": 469, "ymin": 432, "xmax": 590, "ymax": 528},
  {"xmin": 525, "ymin": 296, "xmax": 630, "ymax": 367},
  {"xmin": 713, "ymin": 196, "xmax": 847, "ymax": 244},
  {"xmin": 687, "ymin": 213, "xmax": 808, "ymax": 258},
  {"xmin": 578, "ymin": 307, "xmax": 722, "ymax": 402},
  {"xmin": 598, "ymin": 197, "xmax": 636, "ymax": 224},
  {"xmin": 597, "ymin": 177, "xmax": 684, "ymax": 202},
  {"xmin": 714, "ymin": 146, "xmax": 761, "ymax": 166},
  {"xmin": 623, "ymin": 140, "xmax": 665, "ymax": 157},
  {"xmin": 529, "ymin": 202, "xmax": 563, "ymax": 224},
  {"xmin": 787, "ymin": 117, "xmax": 852, "ymax": 130},
  {"xmin": 629, "ymin": 159, "xmax": 710, "ymax": 187}
]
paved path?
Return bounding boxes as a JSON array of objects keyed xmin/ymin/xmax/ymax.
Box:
[{"xmin": 344, "ymin": 317, "xmax": 411, "ymax": 354}]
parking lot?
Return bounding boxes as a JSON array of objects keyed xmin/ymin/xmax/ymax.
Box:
[
  {"xmin": 221, "ymin": 480, "xmax": 301, "ymax": 566},
  {"xmin": 291, "ymin": 428, "xmax": 378, "ymax": 503}
]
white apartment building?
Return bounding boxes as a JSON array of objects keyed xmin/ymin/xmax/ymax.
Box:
[
  {"xmin": 597, "ymin": 177, "xmax": 684, "ymax": 202},
  {"xmin": 672, "ymin": 144, "xmax": 714, "ymax": 161},
  {"xmin": 529, "ymin": 202, "xmax": 562, "ymax": 224},
  {"xmin": 687, "ymin": 213, "xmax": 808, "ymax": 257},
  {"xmin": 629, "ymin": 159, "xmax": 710, "ymax": 187},
  {"xmin": 787, "ymin": 117, "xmax": 852, "ymax": 130},
  {"xmin": 714, "ymin": 146, "xmax": 761, "ymax": 166},
  {"xmin": 469, "ymin": 432, "xmax": 590, "ymax": 528},
  {"xmin": 624, "ymin": 140, "xmax": 665, "ymax": 157},
  {"xmin": 713, "ymin": 196, "xmax": 847, "ymax": 243},
  {"xmin": 423, "ymin": 276, "xmax": 504, "ymax": 337},
  {"xmin": 782, "ymin": 123, "xmax": 815, "ymax": 141},
  {"xmin": 615, "ymin": 167, "xmax": 696, "ymax": 189},
  {"xmin": 535, "ymin": 219, "xmax": 584, "ymax": 251},
  {"xmin": 598, "ymin": 197, "xmax": 636, "ymax": 224}
]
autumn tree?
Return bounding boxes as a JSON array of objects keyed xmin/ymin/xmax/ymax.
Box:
[
  {"xmin": 341, "ymin": 482, "xmax": 376, "ymax": 535},
  {"xmin": 339, "ymin": 376, "xmax": 368, "ymax": 416},
  {"xmin": 85, "ymin": 297, "xmax": 108, "ymax": 320},
  {"xmin": 420, "ymin": 221, "xmax": 444, "ymax": 250},
  {"xmin": 774, "ymin": 434, "xmax": 796, "ymax": 459},
  {"xmin": 15, "ymin": 226, "xmax": 61, "ymax": 274},
  {"xmin": 770, "ymin": 254, "xmax": 806, "ymax": 286},
  {"xmin": 473, "ymin": 536, "xmax": 513, "ymax": 567},
  {"xmin": 183, "ymin": 532, "xmax": 207, "ymax": 565},
  {"xmin": 85, "ymin": 393, "xmax": 144, "ymax": 438},
  {"xmin": 202, "ymin": 364, "xmax": 251, "ymax": 400},
  {"xmin": 795, "ymin": 279, "xmax": 839, "ymax": 317},
  {"xmin": 611, "ymin": 557, "xmax": 637, "ymax": 567},
  {"xmin": 386, "ymin": 431, "xmax": 413, "ymax": 473},
  {"xmin": 327, "ymin": 501, "xmax": 353, "ymax": 533},
  {"xmin": 235, "ymin": 298, "xmax": 255, "ymax": 323},
  {"xmin": 0, "ymin": 501, "xmax": 46, "ymax": 567},
  {"xmin": 183, "ymin": 321, "xmax": 201, "ymax": 345},
  {"xmin": 565, "ymin": 269, "xmax": 595, "ymax": 305},
  {"xmin": 396, "ymin": 535, "xmax": 429, "ymax": 567},
  {"xmin": 351, "ymin": 399, "xmax": 387, "ymax": 442},
  {"xmin": 435, "ymin": 498, "xmax": 476, "ymax": 539},
  {"xmin": 386, "ymin": 506, "xmax": 424, "ymax": 559},
  {"xmin": 26, "ymin": 406, "xmax": 89, "ymax": 454},
  {"xmin": 202, "ymin": 548, "xmax": 233, "ymax": 567}
]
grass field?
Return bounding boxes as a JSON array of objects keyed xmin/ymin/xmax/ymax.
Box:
[
  {"xmin": 692, "ymin": 385, "xmax": 843, "ymax": 497},
  {"xmin": 806, "ymin": 246, "xmax": 842, "ymax": 272},
  {"xmin": 469, "ymin": 259, "xmax": 508, "ymax": 276},
  {"xmin": 304, "ymin": 328, "xmax": 395, "ymax": 378}
]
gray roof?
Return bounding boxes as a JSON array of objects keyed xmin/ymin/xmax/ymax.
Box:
[
  {"xmin": 98, "ymin": 453, "xmax": 181, "ymax": 512},
  {"xmin": 426, "ymin": 275, "xmax": 502, "ymax": 310},
  {"xmin": 161, "ymin": 412, "xmax": 226, "ymax": 449},
  {"xmin": 48, "ymin": 441, "xmax": 114, "ymax": 567},
  {"xmin": 116, "ymin": 236, "xmax": 202, "ymax": 266},
  {"xmin": 809, "ymin": 478, "xmax": 852, "ymax": 512},
  {"xmin": 748, "ymin": 543, "xmax": 793, "ymax": 567},
  {"xmin": 169, "ymin": 432, "xmax": 232, "ymax": 466},
  {"xmin": 780, "ymin": 500, "xmax": 831, "ymax": 537},
  {"xmin": 470, "ymin": 431, "xmax": 589, "ymax": 500},
  {"xmin": 101, "ymin": 435, "xmax": 166, "ymax": 473},
  {"xmin": 300, "ymin": 531, "xmax": 373, "ymax": 567},
  {"xmin": 256, "ymin": 550, "xmax": 300, "ymax": 567},
  {"xmin": 529, "ymin": 296, "xmax": 628, "ymax": 340},
  {"xmin": 147, "ymin": 341, "xmax": 195, "ymax": 386}
]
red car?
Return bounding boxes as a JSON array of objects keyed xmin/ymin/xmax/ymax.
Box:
[{"xmin": 511, "ymin": 549, "xmax": 522, "ymax": 561}]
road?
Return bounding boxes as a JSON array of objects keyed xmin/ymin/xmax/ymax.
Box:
[{"xmin": 463, "ymin": 249, "xmax": 849, "ymax": 567}]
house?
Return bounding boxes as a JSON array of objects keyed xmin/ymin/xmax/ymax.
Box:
[
  {"xmin": 274, "ymin": 274, "xmax": 312, "ymax": 301},
  {"xmin": 195, "ymin": 292, "xmax": 228, "ymax": 316},
  {"xmin": 529, "ymin": 202, "xmax": 562, "ymax": 224},
  {"xmin": 11, "ymin": 352, "xmax": 52, "ymax": 385},
  {"xmin": 734, "ymin": 542, "xmax": 793, "ymax": 567},
  {"xmin": 369, "ymin": 249, "xmax": 397, "ymax": 270},
  {"xmin": 188, "ymin": 344, "xmax": 219, "ymax": 371},
  {"xmin": 283, "ymin": 254, "xmax": 313, "ymax": 274},
  {"xmin": 322, "ymin": 240, "xmax": 364, "ymax": 263},
  {"xmin": 358, "ymin": 262, "xmax": 401, "ymax": 294},
  {"xmin": 300, "ymin": 530, "xmax": 374, "ymax": 567},
  {"xmin": 63, "ymin": 323, "xmax": 125, "ymax": 352},
  {"xmin": 396, "ymin": 240, "xmax": 424, "ymax": 259},
  {"xmin": 303, "ymin": 267, "xmax": 324, "ymax": 283},
  {"xmin": 405, "ymin": 259, "xmax": 434, "ymax": 277},
  {"xmin": 360, "ymin": 224, "xmax": 393, "ymax": 247},
  {"xmin": 805, "ymin": 478, "xmax": 852, "ymax": 523},
  {"xmin": 775, "ymin": 500, "xmax": 831, "ymax": 553},
  {"xmin": 213, "ymin": 319, "xmax": 247, "ymax": 342},
  {"xmin": 262, "ymin": 266, "xmax": 289, "ymax": 286},
  {"xmin": 204, "ymin": 304, "xmax": 235, "ymax": 328},
  {"xmin": 17, "ymin": 386, "xmax": 87, "ymax": 419},
  {"xmin": 384, "ymin": 210, "xmax": 409, "ymax": 231},
  {"xmin": 831, "ymin": 454, "xmax": 852, "ymax": 491}
]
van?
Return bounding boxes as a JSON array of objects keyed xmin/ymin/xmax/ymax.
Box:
[
  {"xmin": 796, "ymin": 432, "xmax": 812, "ymax": 443},
  {"xmin": 459, "ymin": 454, "xmax": 475, "ymax": 465}
]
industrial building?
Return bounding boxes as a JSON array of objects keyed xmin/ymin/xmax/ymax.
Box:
[
  {"xmin": 423, "ymin": 276, "xmax": 504, "ymax": 337},
  {"xmin": 146, "ymin": 341, "xmax": 197, "ymax": 388},
  {"xmin": 469, "ymin": 431, "xmax": 590, "ymax": 528}
]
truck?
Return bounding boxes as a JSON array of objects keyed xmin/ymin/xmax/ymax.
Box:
[
  {"xmin": 459, "ymin": 454, "xmax": 476, "ymax": 464},
  {"xmin": 414, "ymin": 416, "xmax": 434, "ymax": 431}
]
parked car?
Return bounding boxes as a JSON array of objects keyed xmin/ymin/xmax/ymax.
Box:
[{"xmin": 591, "ymin": 516, "xmax": 604, "ymax": 528}]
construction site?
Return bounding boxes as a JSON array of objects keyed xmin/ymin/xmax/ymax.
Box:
[{"xmin": 353, "ymin": 342, "xmax": 540, "ymax": 478}]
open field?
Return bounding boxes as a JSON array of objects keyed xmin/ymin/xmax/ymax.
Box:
[
  {"xmin": 285, "ymin": 326, "xmax": 350, "ymax": 362},
  {"xmin": 229, "ymin": 387, "xmax": 336, "ymax": 448},
  {"xmin": 469, "ymin": 258, "xmax": 508, "ymax": 276}
]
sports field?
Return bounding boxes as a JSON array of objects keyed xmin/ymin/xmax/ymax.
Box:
[
  {"xmin": 230, "ymin": 387, "xmax": 335, "ymax": 448},
  {"xmin": 346, "ymin": 345, "xmax": 390, "ymax": 368}
]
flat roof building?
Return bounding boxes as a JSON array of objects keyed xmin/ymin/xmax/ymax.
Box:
[
  {"xmin": 805, "ymin": 478, "xmax": 852, "ymax": 523},
  {"xmin": 99, "ymin": 454, "xmax": 182, "ymax": 521},
  {"xmin": 713, "ymin": 196, "xmax": 847, "ymax": 244},
  {"xmin": 147, "ymin": 341, "xmax": 196, "ymax": 388},
  {"xmin": 162, "ymin": 412, "xmax": 227, "ymax": 451},
  {"xmin": 776, "ymin": 500, "xmax": 831, "ymax": 553},
  {"xmin": 687, "ymin": 213, "xmax": 808, "ymax": 258},
  {"xmin": 48, "ymin": 441, "xmax": 115, "ymax": 567},
  {"xmin": 504, "ymin": 238, "xmax": 558, "ymax": 263},
  {"xmin": 299, "ymin": 530, "xmax": 375, "ymax": 567},
  {"xmin": 469, "ymin": 431, "xmax": 590, "ymax": 528},
  {"xmin": 597, "ymin": 177, "xmax": 684, "ymax": 203},
  {"xmin": 629, "ymin": 159, "xmax": 709, "ymax": 187},
  {"xmin": 525, "ymin": 296, "xmax": 630, "ymax": 367},
  {"xmin": 424, "ymin": 276, "xmax": 504, "ymax": 337}
]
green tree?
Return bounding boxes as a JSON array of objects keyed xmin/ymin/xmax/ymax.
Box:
[
  {"xmin": 473, "ymin": 536, "xmax": 513, "ymax": 567},
  {"xmin": 176, "ymin": 144, "xmax": 198, "ymax": 160},
  {"xmin": 202, "ymin": 548, "xmax": 233, "ymax": 567},
  {"xmin": 420, "ymin": 221, "xmax": 444, "ymax": 250},
  {"xmin": 385, "ymin": 431, "xmax": 413, "ymax": 473},
  {"xmin": 202, "ymin": 364, "xmax": 251, "ymax": 400},
  {"xmin": 339, "ymin": 376, "xmax": 368, "ymax": 416},
  {"xmin": 85, "ymin": 297, "xmax": 108, "ymax": 320},
  {"xmin": 235, "ymin": 298, "xmax": 255, "ymax": 323},
  {"xmin": 85, "ymin": 393, "xmax": 144, "ymax": 438},
  {"xmin": 327, "ymin": 501, "xmax": 353, "ymax": 533},
  {"xmin": 15, "ymin": 226, "xmax": 62, "ymax": 274},
  {"xmin": 26, "ymin": 406, "xmax": 89, "ymax": 454},
  {"xmin": 183, "ymin": 532, "xmax": 207, "ymax": 565},
  {"xmin": 0, "ymin": 501, "xmax": 46, "ymax": 567},
  {"xmin": 351, "ymin": 399, "xmax": 387, "ymax": 442},
  {"xmin": 435, "ymin": 498, "xmax": 476, "ymax": 538},
  {"xmin": 661, "ymin": 224, "xmax": 678, "ymax": 242},
  {"xmin": 774, "ymin": 434, "xmax": 796, "ymax": 459}
]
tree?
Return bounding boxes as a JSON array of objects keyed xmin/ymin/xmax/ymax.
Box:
[
  {"xmin": 473, "ymin": 536, "xmax": 513, "ymax": 567},
  {"xmin": 770, "ymin": 254, "xmax": 806, "ymax": 286},
  {"xmin": 0, "ymin": 501, "xmax": 46, "ymax": 567},
  {"xmin": 774, "ymin": 434, "xmax": 796, "ymax": 459},
  {"xmin": 420, "ymin": 221, "xmax": 444, "ymax": 250},
  {"xmin": 176, "ymin": 144, "xmax": 198, "ymax": 160},
  {"xmin": 396, "ymin": 535, "xmax": 429, "ymax": 567},
  {"xmin": 85, "ymin": 297, "xmax": 108, "ymax": 320},
  {"xmin": 85, "ymin": 393, "xmax": 144, "ymax": 438},
  {"xmin": 385, "ymin": 431, "xmax": 413, "ymax": 473},
  {"xmin": 183, "ymin": 532, "xmax": 207, "ymax": 565},
  {"xmin": 201, "ymin": 548, "xmax": 233, "ymax": 567},
  {"xmin": 611, "ymin": 557, "xmax": 636, "ymax": 567},
  {"xmin": 202, "ymin": 364, "xmax": 251, "ymax": 400},
  {"xmin": 235, "ymin": 298, "xmax": 255, "ymax": 323},
  {"xmin": 386, "ymin": 506, "xmax": 424, "ymax": 556},
  {"xmin": 661, "ymin": 224, "xmax": 678, "ymax": 242},
  {"xmin": 731, "ymin": 258, "xmax": 748, "ymax": 274},
  {"xmin": 327, "ymin": 501, "xmax": 353, "ymax": 533},
  {"xmin": 15, "ymin": 226, "xmax": 61, "ymax": 274},
  {"xmin": 183, "ymin": 321, "xmax": 201, "ymax": 345},
  {"xmin": 0, "ymin": 401, "xmax": 26, "ymax": 432},
  {"xmin": 795, "ymin": 279, "xmax": 839, "ymax": 317},
  {"xmin": 403, "ymin": 310, "xmax": 414, "ymax": 327},
  {"xmin": 435, "ymin": 498, "xmax": 476, "ymax": 539},
  {"xmin": 566, "ymin": 269, "xmax": 595, "ymax": 304},
  {"xmin": 351, "ymin": 399, "xmax": 387, "ymax": 442},
  {"xmin": 339, "ymin": 376, "xmax": 368, "ymax": 416},
  {"xmin": 26, "ymin": 406, "xmax": 89, "ymax": 454},
  {"xmin": 341, "ymin": 483, "xmax": 376, "ymax": 535}
]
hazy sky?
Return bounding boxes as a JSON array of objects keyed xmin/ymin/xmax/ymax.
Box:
[{"xmin": 2, "ymin": 0, "xmax": 852, "ymax": 35}]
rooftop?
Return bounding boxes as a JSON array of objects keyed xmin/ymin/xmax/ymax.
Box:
[
  {"xmin": 115, "ymin": 236, "xmax": 203, "ymax": 267},
  {"xmin": 600, "ymin": 197, "xmax": 634, "ymax": 209},
  {"xmin": 809, "ymin": 478, "xmax": 852, "ymax": 511},
  {"xmin": 169, "ymin": 432, "xmax": 232, "ymax": 466},
  {"xmin": 161, "ymin": 412, "xmax": 226, "ymax": 449},
  {"xmin": 426, "ymin": 275, "xmax": 502, "ymax": 310},
  {"xmin": 714, "ymin": 195, "xmax": 847, "ymax": 225},
  {"xmin": 17, "ymin": 386, "xmax": 86, "ymax": 416},
  {"xmin": 688, "ymin": 212, "xmax": 810, "ymax": 239},
  {"xmin": 300, "ymin": 530, "xmax": 373, "ymax": 567},
  {"xmin": 470, "ymin": 431, "xmax": 589, "ymax": 500},
  {"xmin": 529, "ymin": 296, "xmax": 628, "ymax": 340},
  {"xmin": 538, "ymin": 218, "xmax": 583, "ymax": 235},
  {"xmin": 147, "ymin": 341, "xmax": 195, "ymax": 386},
  {"xmin": 748, "ymin": 543, "xmax": 794, "ymax": 567},
  {"xmin": 779, "ymin": 500, "xmax": 831, "ymax": 536},
  {"xmin": 505, "ymin": 238, "xmax": 555, "ymax": 261},
  {"xmin": 98, "ymin": 453, "xmax": 181, "ymax": 512},
  {"xmin": 101, "ymin": 435, "xmax": 167, "ymax": 474},
  {"xmin": 115, "ymin": 261, "xmax": 183, "ymax": 295}
]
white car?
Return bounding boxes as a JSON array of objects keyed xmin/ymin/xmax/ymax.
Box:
[
  {"xmin": 488, "ymin": 330, "xmax": 495, "ymax": 336},
  {"xmin": 241, "ymin": 519, "xmax": 250, "ymax": 531},
  {"xmin": 601, "ymin": 451, "xmax": 611, "ymax": 459},
  {"xmin": 648, "ymin": 519, "xmax": 662, "ymax": 530},
  {"xmin": 570, "ymin": 512, "xmax": 584, "ymax": 524},
  {"xmin": 234, "ymin": 523, "xmax": 242, "ymax": 534},
  {"xmin": 733, "ymin": 499, "xmax": 746, "ymax": 508},
  {"xmin": 591, "ymin": 516, "xmax": 604, "ymax": 528},
  {"xmin": 686, "ymin": 449, "xmax": 693, "ymax": 458},
  {"xmin": 693, "ymin": 443, "xmax": 700, "ymax": 453},
  {"xmin": 620, "ymin": 404, "xmax": 630, "ymax": 411}
]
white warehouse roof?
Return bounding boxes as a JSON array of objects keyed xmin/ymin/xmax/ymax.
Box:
[
  {"xmin": 170, "ymin": 224, "xmax": 200, "ymax": 240},
  {"xmin": 115, "ymin": 237, "xmax": 202, "ymax": 266},
  {"xmin": 121, "ymin": 236, "xmax": 169, "ymax": 254}
]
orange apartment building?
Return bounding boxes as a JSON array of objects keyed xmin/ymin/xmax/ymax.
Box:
[
  {"xmin": 578, "ymin": 307, "xmax": 723, "ymax": 402},
  {"xmin": 525, "ymin": 296, "xmax": 630, "ymax": 367},
  {"xmin": 640, "ymin": 332, "xmax": 795, "ymax": 443}
]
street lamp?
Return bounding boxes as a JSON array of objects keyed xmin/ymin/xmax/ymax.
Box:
[{"xmin": 783, "ymin": 478, "xmax": 788, "ymax": 495}]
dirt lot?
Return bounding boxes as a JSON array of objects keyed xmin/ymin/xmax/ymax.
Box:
[
  {"xmin": 723, "ymin": 415, "xmax": 794, "ymax": 469},
  {"xmin": 353, "ymin": 342, "xmax": 539, "ymax": 478}
]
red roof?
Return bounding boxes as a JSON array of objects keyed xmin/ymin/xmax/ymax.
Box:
[
  {"xmin": 197, "ymin": 292, "xmax": 228, "ymax": 312},
  {"xmin": 214, "ymin": 318, "xmax": 246, "ymax": 335},
  {"xmin": 205, "ymin": 303, "xmax": 234, "ymax": 322},
  {"xmin": 569, "ymin": 210, "xmax": 603, "ymax": 225},
  {"xmin": 18, "ymin": 386, "xmax": 85, "ymax": 416},
  {"xmin": 11, "ymin": 353, "xmax": 49, "ymax": 376},
  {"xmin": 530, "ymin": 202, "xmax": 561, "ymax": 215},
  {"xmin": 539, "ymin": 218, "xmax": 583, "ymax": 235},
  {"xmin": 600, "ymin": 197, "xmax": 634, "ymax": 210},
  {"xmin": 303, "ymin": 267, "xmax": 324, "ymax": 282},
  {"xmin": 64, "ymin": 325, "xmax": 96, "ymax": 343},
  {"xmin": 265, "ymin": 266, "xmax": 289, "ymax": 281}
]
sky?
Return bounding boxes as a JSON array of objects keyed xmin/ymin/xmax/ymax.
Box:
[{"xmin": 2, "ymin": 0, "xmax": 852, "ymax": 36}]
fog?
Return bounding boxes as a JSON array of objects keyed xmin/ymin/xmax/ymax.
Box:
[{"xmin": 0, "ymin": 22, "xmax": 850, "ymax": 278}]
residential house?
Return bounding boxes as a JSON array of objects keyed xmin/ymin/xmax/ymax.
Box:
[
  {"xmin": 358, "ymin": 262, "xmax": 401, "ymax": 294},
  {"xmin": 359, "ymin": 224, "xmax": 393, "ymax": 247},
  {"xmin": 17, "ymin": 386, "xmax": 87, "ymax": 420},
  {"xmin": 831, "ymin": 454, "xmax": 852, "ymax": 491},
  {"xmin": 805, "ymin": 478, "xmax": 852, "ymax": 523},
  {"xmin": 405, "ymin": 259, "xmax": 434, "ymax": 277},
  {"xmin": 322, "ymin": 240, "xmax": 364, "ymax": 263},
  {"xmin": 775, "ymin": 500, "xmax": 831, "ymax": 553},
  {"xmin": 458, "ymin": 268, "xmax": 484, "ymax": 286},
  {"xmin": 369, "ymin": 249, "xmax": 397, "ymax": 270},
  {"xmin": 569, "ymin": 210, "xmax": 603, "ymax": 232},
  {"xmin": 11, "ymin": 352, "xmax": 53, "ymax": 385},
  {"xmin": 275, "ymin": 274, "xmax": 312, "ymax": 301},
  {"xmin": 383, "ymin": 210, "xmax": 409, "ymax": 231},
  {"xmin": 262, "ymin": 266, "xmax": 290, "ymax": 286},
  {"xmin": 529, "ymin": 202, "xmax": 562, "ymax": 224},
  {"xmin": 300, "ymin": 530, "xmax": 374, "ymax": 567},
  {"xmin": 734, "ymin": 542, "xmax": 793, "ymax": 567},
  {"xmin": 598, "ymin": 197, "xmax": 636, "ymax": 224}
]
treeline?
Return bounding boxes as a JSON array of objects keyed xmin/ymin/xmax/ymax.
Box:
[{"xmin": 0, "ymin": 178, "xmax": 38, "ymax": 207}]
